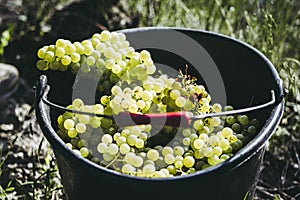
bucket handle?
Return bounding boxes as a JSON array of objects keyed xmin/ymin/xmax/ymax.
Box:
[{"xmin": 37, "ymin": 75, "xmax": 276, "ymax": 127}]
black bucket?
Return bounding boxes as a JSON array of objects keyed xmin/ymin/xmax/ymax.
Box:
[{"xmin": 35, "ymin": 27, "xmax": 285, "ymax": 200}]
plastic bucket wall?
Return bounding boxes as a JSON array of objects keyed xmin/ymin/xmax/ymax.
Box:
[{"xmin": 35, "ymin": 27, "xmax": 284, "ymax": 200}]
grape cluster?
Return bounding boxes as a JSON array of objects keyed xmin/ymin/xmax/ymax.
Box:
[
  {"xmin": 36, "ymin": 30, "xmax": 260, "ymax": 178},
  {"xmin": 36, "ymin": 30, "xmax": 156, "ymax": 95}
]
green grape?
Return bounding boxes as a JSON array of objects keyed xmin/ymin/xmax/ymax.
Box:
[
  {"xmin": 174, "ymin": 159, "xmax": 183, "ymax": 169},
  {"xmin": 231, "ymin": 123, "xmax": 241, "ymax": 133},
  {"xmin": 73, "ymin": 41, "xmax": 84, "ymax": 54},
  {"xmin": 100, "ymin": 30, "xmax": 112, "ymax": 41},
  {"xmin": 80, "ymin": 147, "xmax": 89, "ymax": 158},
  {"xmin": 91, "ymin": 37, "xmax": 101, "ymax": 47},
  {"xmin": 65, "ymin": 143, "xmax": 73, "ymax": 149},
  {"xmin": 131, "ymin": 155, "xmax": 143, "ymax": 168},
  {"xmin": 182, "ymin": 137, "xmax": 191, "ymax": 146},
  {"xmin": 73, "ymin": 149, "xmax": 82, "ymax": 157},
  {"xmin": 203, "ymin": 147, "xmax": 213, "ymax": 157},
  {"xmin": 72, "ymin": 98, "xmax": 84, "ymax": 109},
  {"xmin": 67, "ymin": 128, "xmax": 77, "ymax": 138},
  {"xmin": 83, "ymin": 44, "xmax": 94, "ymax": 56},
  {"xmin": 101, "ymin": 118, "xmax": 113, "ymax": 129},
  {"xmin": 212, "ymin": 103, "xmax": 222, "ymax": 113},
  {"xmin": 175, "ymin": 96, "xmax": 186, "ymax": 107},
  {"xmin": 194, "ymin": 149, "xmax": 204, "ymax": 159},
  {"xmin": 237, "ymin": 115, "xmax": 249, "ymax": 125},
  {"xmin": 183, "ymin": 100, "xmax": 195, "ymax": 110},
  {"xmin": 49, "ymin": 60, "xmax": 61, "ymax": 70},
  {"xmin": 78, "ymin": 115, "xmax": 90, "ymax": 124},
  {"xmin": 77, "ymin": 139, "xmax": 88, "ymax": 148},
  {"xmin": 61, "ymin": 55, "xmax": 71, "ymax": 66},
  {"xmin": 153, "ymin": 171, "xmax": 166, "ymax": 178},
  {"xmin": 221, "ymin": 127, "xmax": 233, "ymax": 138},
  {"xmin": 199, "ymin": 133, "xmax": 208, "ymax": 140},
  {"xmin": 192, "ymin": 138, "xmax": 204, "ymax": 150},
  {"xmin": 107, "ymin": 143, "xmax": 119, "ymax": 155},
  {"xmin": 161, "ymin": 146, "xmax": 173, "ymax": 156},
  {"xmin": 70, "ymin": 63, "xmax": 80, "ymax": 72},
  {"xmin": 142, "ymin": 164, "xmax": 155, "ymax": 174},
  {"xmin": 143, "ymin": 58, "xmax": 154, "ymax": 68},
  {"xmin": 103, "ymin": 153, "xmax": 114, "ymax": 162},
  {"xmin": 223, "ymin": 145, "xmax": 233, "ymax": 154},
  {"xmin": 160, "ymin": 168, "xmax": 170, "ymax": 177},
  {"xmin": 71, "ymin": 52, "xmax": 81, "ymax": 63},
  {"xmin": 231, "ymin": 139, "xmax": 243, "ymax": 152},
  {"xmin": 101, "ymin": 134, "xmax": 113, "ymax": 145},
  {"xmin": 96, "ymin": 58, "xmax": 105, "ymax": 68},
  {"xmin": 120, "ymin": 143, "xmax": 131, "ymax": 154},
  {"xmin": 100, "ymin": 95, "xmax": 110, "ymax": 105},
  {"xmin": 96, "ymin": 42, "xmax": 106, "ymax": 53},
  {"xmin": 164, "ymin": 154, "xmax": 175, "ymax": 164},
  {"xmin": 147, "ymin": 149, "xmax": 159, "ymax": 161},
  {"xmin": 124, "ymin": 152, "xmax": 136, "ymax": 164},
  {"xmin": 56, "ymin": 39, "xmax": 67, "ymax": 48},
  {"xmin": 229, "ymin": 135, "xmax": 238, "ymax": 144},
  {"xmin": 193, "ymin": 119, "xmax": 204, "ymax": 130},
  {"xmin": 57, "ymin": 115, "xmax": 64, "ymax": 125},
  {"xmin": 183, "ymin": 156, "xmax": 195, "ymax": 168},
  {"xmin": 44, "ymin": 51, "xmax": 55, "ymax": 63},
  {"xmin": 219, "ymin": 138, "xmax": 230, "ymax": 150},
  {"xmin": 247, "ymin": 125, "xmax": 256, "ymax": 134},
  {"xmin": 64, "ymin": 119, "xmax": 75, "ymax": 130},
  {"xmin": 76, "ymin": 123, "xmax": 87, "ymax": 133},
  {"xmin": 97, "ymin": 143, "xmax": 107, "ymax": 154},
  {"xmin": 127, "ymin": 135, "xmax": 138, "ymax": 146},
  {"xmin": 141, "ymin": 90, "xmax": 153, "ymax": 101},
  {"xmin": 173, "ymin": 146, "xmax": 184, "ymax": 156},
  {"xmin": 210, "ymin": 117, "xmax": 221, "ymax": 127},
  {"xmin": 208, "ymin": 135, "xmax": 219, "ymax": 147},
  {"xmin": 135, "ymin": 138, "xmax": 145, "ymax": 148},
  {"xmin": 207, "ymin": 155, "xmax": 220, "ymax": 166},
  {"xmin": 112, "ymin": 64, "xmax": 122, "ymax": 74},
  {"xmin": 170, "ymin": 89, "xmax": 180, "ymax": 100},
  {"xmin": 167, "ymin": 165, "xmax": 177, "ymax": 175},
  {"xmin": 236, "ymin": 134, "xmax": 245, "ymax": 142},
  {"xmin": 36, "ymin": 60, "xmax": 48, "ymax": 71},
  {"xmin": 55, "ymin": 47, "xmax": 65, "ymax": 58},
  {"xmin": 37, "ymin": 47, "xmax": 47, "ymax": 59},
  {"xmin": 139, "ymin": 50, "xmax": 151, "ymax": 61},
  {"xmin": 143, "ymin": 80, "xmax": 153, "ymax": 90},
  {"xmin": 224, "ymin": 105, "xmax": 234, "ymax": 111},
  {"xmin": 93, "ymin": 104, "xmax": 104, "ymax": 113},
  {"xmin": 121, "ymin": 163, "xmax": 135, "ymax": 174},
  {"xmin": 86, "ymin": 55, "xmax": 96, "ymax": 66},
  {"xmin": 212, "ymin": 146, "xmax": 223, "ymax": 156},
  {"xmin": 136, "ymin": 100, "xmax": 145, "ymax": 109},
  {"xmin": 128, "ymin": 104, "xmax": 138, "ymax": 113},
  {"xmin": 225, "ymin": 116, "xmax": 235, "ymax": 125},
  {"xmin": 89, "ymin": 118, "xmax": 101, "ymax": 129},
  {"xmin": 250, "ymin": 118, "xmax": 259, "ymax": 127}
]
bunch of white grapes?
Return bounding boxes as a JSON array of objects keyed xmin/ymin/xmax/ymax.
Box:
[{"xmin": 36, "ymin": 30, "xmax": 260, "ymax": 178}]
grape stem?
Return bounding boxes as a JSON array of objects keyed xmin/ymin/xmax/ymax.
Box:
[{"xmin": 191, "ymin": 90, "xmax": 276, "ymax": 120}]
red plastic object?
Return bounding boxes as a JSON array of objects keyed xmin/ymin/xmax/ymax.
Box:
[{"xmin": 114, "ymin": 111, "xmax": 191, "ymax": 127}]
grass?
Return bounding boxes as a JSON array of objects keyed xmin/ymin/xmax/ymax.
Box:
[
  {"xmin": 0, "ymin": 0, "xmax": 299, "ymax": 199},
  {"xmin": 0, "ymin": 151, "xmax": 15, "ymax": 199}
]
